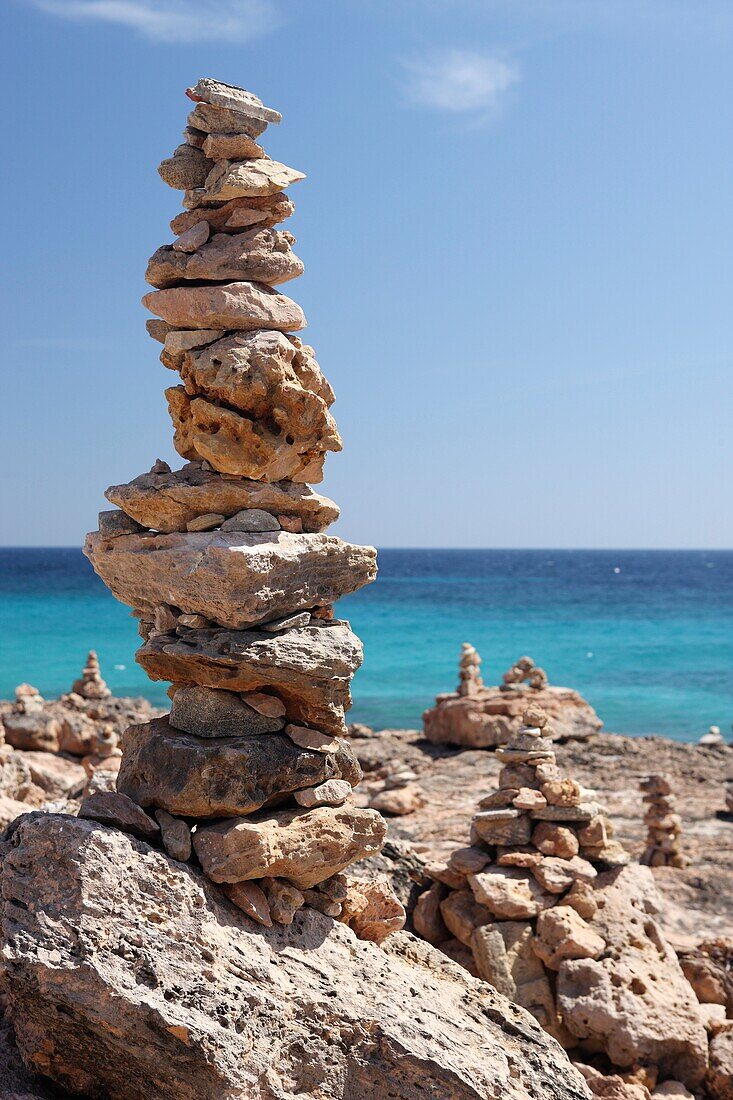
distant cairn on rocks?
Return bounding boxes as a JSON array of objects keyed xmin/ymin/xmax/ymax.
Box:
[
  {"xmin": 71, "ymin": 650, "xmax": 111, "ymax": 700},
  {"xmin": 640, "ymin": 774, "xmax": 689, "ymax": 869},
  {"xmin": 423, "ymin": 645, "xmax": 602, "ymax": 748},
  {"xmin": 412, "ymin": 707, "xmax": 709, "ymax": 1089},
  {"xmin": 83, "ymin": 78, "xmax": 403, "ymax": 940}
]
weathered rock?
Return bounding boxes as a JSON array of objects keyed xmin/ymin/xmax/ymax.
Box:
[
  {"xmin": 468, "ymin": 867, "xmax": 556, "ymax": 920},
  {"xmin": 171, "ymin": 192, "xmax": 295, "ymax": 235},
  {"xmin": 203, "ymin": 158, "xmax": 305, "ymax": 201},
  {"xmin": 172, "ymin": 219, "xmax": 210, "ymax": 252},
  {"xmin": 533, "ymin": 906, "xmax": 606, "ymax": 969},
  {"xmin": 2, "ymin": 713, "xmax": 60, "ymax": 753},
  {"xmin": 106, "ymin": 462, "xmax": 339, "ymax": 534},
  {"xmin": 169, "ymin": 685, "xmax": 284, "ymax": 737},
  {"xmin": 0, "ymin": 793, "xmax": 31, "ymax": 830},
  {"xmin": 473, "ymin": 808, "xmax": 532, "ymax": 846},
  {"xmin": 557, "ymin": 864, "xmax": 708, "ymax": 1086},
  {"xmin": 0, "ymin": 746, "xmax": 38, "ymax": 803},
  {"xmin": 78, "ymin": 790, "xmax": 159, "ymax": 840},
  {"xmin": 146, "ymin": 229, "xmax": 304, "ymax": 288},
  {"xmin": 471, "ymin": 921, "xmax": 558, "ymax": 1034},
  {"xmin": 97, "ymin": 508, "xmax": 144, "ymax": 537},
  {"xmin": 20, "ymin": 751, "xmax": 86, "ymax": 799},
  {"xmin": 412, "ymin": 881, "xmax": 450, "ymax": 944},
  {"xmin": 680, "ymin": 940, "xmax": 733, "ymax": 1013},
  {"xmin": 707, "ymin": 1025, "xmax": 733, "ymax": 1100},
  {"xmin": 294, "ymin": 778, "xmax": 352, "ymax": 807},
  {"xmin": 440, "ymin": 888, "xmax": 493, "ymax": 945},
  {"xmin": 143, "ymin": 280, "xmax": 306, "ymax": 332},
  {"xmin": 158, "ymin": 143, "xmax": 213, "ymax": 190},
  {"xmin": 222, "ymin": 880, "xmax": 272, "ymax": 927},
  {"xmin": 220, "ymin": 508, "xmax": 281, "ymax": 532},
  {"xmin": 1, "ymin": 813, "xmax": 592, "ymax": 1100},
  {"xmin": 339, "ymin": 877, "xmax": 406, "ymax": 944},
  {"xmin": 160, "ymin": 328, "xmax": 225, "ymax": 368},
  {"xmin": 194, "ymin": 803, "xmax": 386, "ymax": 887},
  {"xmin": 369, "ymin": 784, "xmax": 424, "ymax": 816},
  {"xmin": 188, "ymin": 78, "xmax": 281, "ymax": 124},
  {"xmin": 155, "ymin": 809, "xmax": 192, "ymax": 862},
  {"xmin": 187, "ymin": 100, "xmax": 268, "ymax": 139},
  {"xmin": 83, "ymin": 530, "xmax": 377, "ymax": 629},
  {"xmin": 138, "ymin": 621, "xmax": 361, "ymax": 735},
  {"xmin": 201, "ymin": 131, "xmax": 264, "ymax": 160},
  {"xmin": 117, "ymin": 716, "xmax": 360, "ymax": 818}
]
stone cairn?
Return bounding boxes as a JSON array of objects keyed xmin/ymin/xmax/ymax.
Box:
[
  {"xmin": 458, "ymin": 642, "xmax": 483, "ymax": 697},
  {"xmin": 71, "ymin": 650, "xmax": 111, "ymax": 700},
  {"xmin": 83, "ymin": 78, "xmax": 403, "ymax": 941},
  {"xmin": 502, "ymin": 655, "xmax": 548, "ymax": 691},
  {"xmin": 413, "ymin": 704, "xmax": 628, "ymax": 1042},
  {"xmin": 640, "ymin": 775, "xmax": 688, "ymax": 869}
]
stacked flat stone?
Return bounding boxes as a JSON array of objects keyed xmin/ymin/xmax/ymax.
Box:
[
  {"xmin": 83, "ymin": 79, "xmax": 398, "ymax": 936},
  {"xmin": 457, "ymin": 642, "xmax": 483, "ymax": 697},
  {"xmin": 413, "ymin": 704, "xmax": 628, "ymax": 1042},
  {"xmin": 640, "ymin": 774, "xmax": 688, "ymax": 869}
]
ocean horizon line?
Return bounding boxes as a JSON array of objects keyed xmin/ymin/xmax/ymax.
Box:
[{"xmin": 2, "ymin": 546, "xmax": 733, "ymax": 555}]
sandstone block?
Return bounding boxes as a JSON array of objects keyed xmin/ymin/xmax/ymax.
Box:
[
  {"xmin": 146, "ymin": 229, "xmax": 304, "ymax": 288},
  {"xmin": 117, "ymin": 716, "xmax": 360, "ymax": 819},
  {"xmin": 439, "ymin": 888, "xmax": 493, "ymax": 946},
  {"xmin": 143, "ymin": 280, "xmax": 306, "ymax": 331},
  {"xmin": 106, "ymin": 462, "xmax": 339, "ymax": 534},
  {"xmin": 187, "ymin": 100, "xmax": 268, "ymax": 138},
  {"xmin": 171, "ymin": 192, "xmax": 295, "ymax": 235},
  {"xmin": 473, "ymin": 808, "xmax": 532, "ymax": 846},
  {"xmin": 188, "ymin": 79, "xmax": 282, "ymax": 125},
  {"xmin": 155, "ymin": 809, "xmax": 192, "ymax": 862},
  {"xmin": 294, "ymin": 779, "xmax": 352, "ymax": 807},
  {"xmin": 193, "ymin": 804, "xmax": 387, "ymax": 888},
  {"xmin": 83, "ymin": 530, "xmax": 377, "ymax": 629},
  {"xmin": 158, "ymin": 143, "xmax": 213, "ymax": 190},
  {"xmin": 203, "ymin": 158, "xmax": 305, "ymax": 201},
  {"xmin": 468, "ymin": 867, "xmax": 556, "ymax": 920},
  {"xmin": 533, "ymin": 906, "xmax": 606, "ymax": 969}
]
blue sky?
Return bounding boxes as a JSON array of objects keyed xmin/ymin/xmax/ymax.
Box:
[{"xmin": 3, "ymin": 0, "xmax": 732, "ymax": 548}]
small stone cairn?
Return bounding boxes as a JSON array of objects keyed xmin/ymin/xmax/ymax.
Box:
[
  {"xmin": 82, "ymin": 79, "xmax": 403, "ymax": 941},
  {"xmin": 414, "ymin": 704, "xmax": 628, "ymax": 1042},
  {"xmin": 458, "ymin": 642, "xmax": 483, "ymax": 697},
  {"xmin": 424, "ymin": 646, "xmax": 601, "ymax": 747},
  {"xmin": 640, "ymin": 775, "xmax": 688, "ymax": 869},
  {"xmin": 502, "ymin": 655, "xmax": 549, "ymax": 691},
  {"xmin": 71, "ymin": 651, "xmax": 111, "ymax": 700}
]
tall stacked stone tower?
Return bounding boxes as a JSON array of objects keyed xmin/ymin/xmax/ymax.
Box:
[{"xmin": 84, "ymin": 79, "xmax": 393, "ymax": 928}]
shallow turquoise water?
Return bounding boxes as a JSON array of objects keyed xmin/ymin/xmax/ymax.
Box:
[{"xmin": 1, "ymin": 548, "xmax": 731, "ymax": 741}]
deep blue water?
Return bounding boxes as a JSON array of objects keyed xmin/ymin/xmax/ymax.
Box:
[{"xmin": 1, "ymin": 548, "xmax": 731, "ymax": 742}]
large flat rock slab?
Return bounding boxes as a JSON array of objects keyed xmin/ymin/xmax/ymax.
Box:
[
  {"xmin": 424, "ymin": 686, "xmax": 603, "ymax": 748},
  {"xmin": 117, "ymin": 715, "xmax": 361, "ymax": 818},
  {"xmin": 1, "ymin": 813, "xmax": 592, "ymax": 1100},
  {"xmin": 83, "ymin": 530, "xmax": 377, "ymax": 628},
  {"xmin": 138, "ymin": 621, "xmax": 362, "ymax": 735},
  {"xmin": 146, "ymin": 229, "xmax": 303, "ymax": 289},
  {"xmin": 143, "ymin": 280, "xmax": 305, "ymax": 331},
  {"xmin": 106, "ymin": 462, "xmax": 339, "ymax": 534}
]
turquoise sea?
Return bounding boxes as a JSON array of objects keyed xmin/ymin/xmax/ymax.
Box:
[{"xmin": 1, "ymin": 549, "xmax": 731, "ymax": 742}]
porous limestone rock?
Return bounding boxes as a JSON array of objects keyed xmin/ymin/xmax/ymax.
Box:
[
  {"xmin": 707, "ymin": 1026, "xmax": 733, "ymax": 1100},
  {"xmin": 117, "ymin": 716, "xmax": 361, "ymax": 818},
  {"xmin": 137, "ymin": 621, "xmax": 362, "ymax": 735},
  {"xmin": 1, "ymin": 814, "xmax": 592, "ymax": 1100},
  {"xmin": 203, "ymin": 158, "xmax": 305, "ymax": 201},
  {"xmin": 146, "ymin": 228, "xmax": 304, "ymax": 288},
  {"xmin": 194, "ymin": 803, "xmax": 387, "ymax": 887},
  {"xmin": 556, "ymin": 864, "xmax": 708, "ymax": 1086},
  {"xmin": 187, "ymin": 78, "xmax": 283, "ymax": 125},
  {"xmin": 142, "ymin": 280, "xmax": 306, "ymax": 332},
  {"xmin": 83, "ymin": 530, "xmax": 377, "ymax": 628},
  {"xmin": 106, "ymin": 461, "xmax": 339, "ymax": 533}
]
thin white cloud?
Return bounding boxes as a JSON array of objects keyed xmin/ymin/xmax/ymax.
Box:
[
  {"xmin": 403, "ymin": 50, "xmax": 519, "ymax": 114},
  {"xmin": 29, "ymin": 0, "xmax": 279, "ymax": 43}
]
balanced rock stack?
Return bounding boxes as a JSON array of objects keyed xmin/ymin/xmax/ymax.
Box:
[
  {"xmin": 414, "ymin": 704, "xmax": 628, "ymax": 1042},
  {"xmin": 71, "ymin": 650, "xmax": 111, "ymax": 700},
  {"xmin": 83, "ymin": 79, "xmax": 399, "ymax": 937},
  {"xmin": 458, "ymin": 641, "xmax": 483, "ymax": 696},
  {"xmin": 424, "ymin": 646, "xmax": 602, "ymax": 747},
  {"xmin": 502, "ymin": 655, "xmax": 549, "ymax": 691},
  {"xmin": 640, "ymin": 774, "xmax": 689, "ymax": 869}
]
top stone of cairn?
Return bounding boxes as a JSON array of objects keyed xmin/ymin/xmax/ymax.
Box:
[{"xmin": 186, "ymin": 78, "xmax": 282, "ymax": 126}]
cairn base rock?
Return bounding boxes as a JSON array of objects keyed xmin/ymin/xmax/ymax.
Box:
[{"xmin": 1, "ymin": 814, "xmax": 592, "ymax": 1100}]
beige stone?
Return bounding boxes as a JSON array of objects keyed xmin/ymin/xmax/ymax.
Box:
[
  {"xmin": 106, "ymin": 462, "xmax": 339, "ymax": 534},
  {"xmin": 143, "ymin": 280, "xmax": 305, "ymax": 332},
  {"xmin": 187, "ymin": 100, "xmax": 268, "ymax": 139},
  {"xmin": 439, "ymin": 889, "xmax": 493, "ymax": 946},
  {"xmin": 285, "ymin": 723, "xmax": 340, "ymax": 752},
  {"xmin": 261, "ymin": 877, "xmax": 305, "ymax": 925},
  {"xmin": 294, "ymin": 779, "xmax": 352, "ymax": 807},
  {"xmin": 532, "ymin": 856, "xmax": 597, "ymax": 895},
  {"xmin": 155, "ymin": 809, "xmax": 192, "ymax": 862},
  {"xmin": 202, "ymin": 131, "xmax": 264, "ymax": 160},
  {"xmin": 412, "ymin": 882, "xmax": 449, "ymax": 945},
  {"xmin": 146, "ymin": 229, "xmax": 304, "ymax": 289},
  {"xmin": 204, "ymin": 158, "xmax": 305, "ymax": 201},
  {"xmin": 339, "ymin": 878, "xmax": 406, "ymax": 944},
  {"xmin": 78, "ymin": 791, "xmax": 159, "ymax": 840},
  {"xmin": 533, "ymin": 906, "xmax": 606, "ymax": 969},
  {"xmin": 158, "ymin": 143, "xmax": 213, "ymax": 190},
  {"xmin": 532, "ymin": 821, "xmax": 580, "ymax": 859},
  {"xmin": 193, "ymin": 804, "xmax": 387, "ymax": 888},
  {"xmin": 369, "ymin": 785, "xmax": 423, "ymax": 816},
  {"xmin": 472, "ymin": 808, "xmax": 532, "ymax": 846},
  {"xmin": 222, "ymin": 880, "xmax": 272, "ymax": 927},
  {"xmin": 468, "ymin": 867, "xmax": 555, "ymax": 919},
  {"xmin": 83, "ymin": 530, "xmax": 377, "ymax": 630}
]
